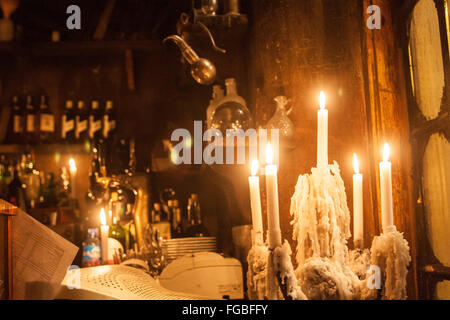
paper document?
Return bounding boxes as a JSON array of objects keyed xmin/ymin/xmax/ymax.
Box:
[{"xmin": 1, "ymin": 200, "xmax": 78, "ymax": 299}]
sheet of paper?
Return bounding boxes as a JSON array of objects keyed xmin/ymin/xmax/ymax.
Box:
[{"xmin": 10, "ymin": 204, "xmax": 78, "ymax": 299}]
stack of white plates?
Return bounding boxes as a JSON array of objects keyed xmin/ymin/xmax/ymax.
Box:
[{"xmin": 162, "ymin": 237, "xmax": 217, "ymax": 263}]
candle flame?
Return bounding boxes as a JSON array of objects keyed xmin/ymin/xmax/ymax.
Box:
[
  {"xmin": 69, "ymin": 158, "xmax": 77, "ymax": 171},
  {"xmin": 251, "ymin": 159, "xmax": 259, "ymax": 176},
  {"xmin": 353, "ymin": 153, "xmax": 359, "ymax": 174},
  {"xmin": 319, "ymin": 91, "xmax": 326, "ymax": 110},
  {"xmin": 383, "ymin": 143, "xmax": 390, "ymax": 162},
  {"xmin": 100, "ymin": 208, "xmax": 106, "ymax": 225},
  {"xmin": 266, "ymin": 143, "xmax": 273, "ymax": 165}
]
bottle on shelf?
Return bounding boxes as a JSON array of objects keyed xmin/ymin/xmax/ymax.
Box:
[
  {"xmin": 38, "ymin": 95, "xmax": 55, "ymax": 143},
  {"xmin": 151, "ymin": 202, "xmax": 171, "ymax": 240},
  {"xmin": 185, "ymin": 194, "xmax": 209, "ymax": 237},
  {"xmin": 75, "ymin": 100, "xmax": 89, "ymax": 142},
  {"xmin": 89, "ymin": 100, "xmax": 103, "ymax": 142},
  {"xmin": 39, "ymin": 172, "xmax": 58, "ymax": 208},
  {"xmin": 8, "ymin": 95, "xmax": 23, "ymax": 144},
  {"xmin": 24, "ymin": 95, "xmax": 37, "ymax": 144},
  {"xmin": 172, "ymin": 207, "xmax": 184, "ymax": 238},
  {"xmin": 61, "ymin": 100, "xmax": 76, "ymax": 143},
  {"xmin": 103, "ymin": 100, "xmax": 116, "ymax": 140},
  {"xmin": 7, "ymin": 162, "xmax": 27, "ymax": 211},
  {"xmin": 109, "ymin": 215, "xmax": 126, "ymax": 251}
]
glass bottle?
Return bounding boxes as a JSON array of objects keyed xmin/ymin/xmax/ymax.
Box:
[
  {"xmin": 266, "ymin": 96, "xmax": 294, "ymax": 139},
  {"xmin": 172, "ymin": 207, "xmax": 184, "ymax": 238},
  {"xmin": 102, "ymin": 100, "xmax": 116, "ymax": 140},
  {"xmin": 89, "ymin": 100, "xmax": 103, "ymax": 142},
  {"xmin": 82, "ymin": 228, "xmax": 101, "ymax": 267},
  {"xmin": 24, "ymin": 95, "xmax": 37, "ymax": 145},
  {"xmin": 38, "ymin": 95, "xmax": 55, "ymax": 144},
  {"xmin": 185, "ymin": 194, "xmax": 209, "ymax": 237},
  {"xmin": 109, "ymin": 216, "xmax": 126, "ymax": 250},
  {"xmin": 61, "ymin": 100, "xmax": 75, "ymax": 143},
  {"xmin": 7, "ymin": 162, "xmax": 27, "ymax": 211},
  {"xmin": 211, "ymin": 78, "xmax": 253, "ymax": 135},
  {"xmin": 8, "ymin": 96, "xmax": 23, "ymax": 144},
  {"xmin": 75, "ymin": 100, "xmax": 89, "ymax": 142}
]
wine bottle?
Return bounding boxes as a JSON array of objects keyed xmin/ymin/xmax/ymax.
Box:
[
  {"xmin": 102, "ymin": 100, "xmax": 116, "ymax": 139},
  {"xmin": 25, "ymin": 95, "xmax": 37, "ymax": 145},
  {"xmin": 38, "ymin": 95, "xmax": 55, "ymax": 144},
  {"xmin": 89, "ymin": 100, "xmax": 103, "ymax": 142},
  {"xmin": 186, "ymin": 194, "xmax": 209, "ymax": 237},
  {"xmin": 8, "ymin": 96, "xmax": 23, "ymax": 144},
  {"xmin": 7, "ymin": 162, "xmax": 27, "ymax": 211},
  {"xmin": 61, "ymin": 100, "xmax": 76, "ymax": 143},
  {"xmin": 172, "ymin": 207, "xmax": 184, "ymax": 238},
  {"xmin": 75, "ymin": 100, "xmax": 89, "ymax": 142}
]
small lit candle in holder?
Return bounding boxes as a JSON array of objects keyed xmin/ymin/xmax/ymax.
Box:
[
  {"xmin": 353, "ymin": 154, "xmax": 363, "ymax": 247},
  {"xmin": 317, "ymin": 91, "xmax": 328, "ymax": 169},
  {"xmin": 248, "ymin": 159, "xmax": 263, "ymax": 245},
  {"xmin": 379, "ymin": 143, "xmax": 394, "ymax": 232},
  {"xmin": 264, "ymin": 143, "xmax": 281, "ymax": 249},
  {"xmin": 69, "ymin": 158, "xmax": 77, "ymax": 199},
  {"xmin": 99, "ymin": 208, "xmax": 109, "ymax": 264}
]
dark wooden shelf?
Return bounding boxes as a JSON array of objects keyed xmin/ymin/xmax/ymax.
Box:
[
  {"xmin": 0, "ymin": 143, "xmax": 90, "ymax": 154},
  {"xmin": 0, "ymin": 40, "xmax": 163, "ymax": 57}
]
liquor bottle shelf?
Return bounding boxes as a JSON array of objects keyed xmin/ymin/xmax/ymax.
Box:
[{"xmin": 0, "ymin": 143, "xmax": 91, "ymax": 154}]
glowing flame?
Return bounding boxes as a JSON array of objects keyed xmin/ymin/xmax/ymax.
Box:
[
  {"xmin": 251, "ymin": 159, "xmax": 259, "ymax": 176},
  {"xmin": 353, "ymin": 153, "xmax": 359, "ymax": 174},
  {"xmin": 383, "ymin": 143, "xmax": 390, "ymax": 162},
  {"xmin": 69, "ymin": 158, "xmax": 77, "ymax": 172},
  {"xmin": 266, "ymin": 143, "xmax": 273, "ymax": 165},
  {"xmin": 100, "ymin": 208, "xmax": 106, "ymax": 225},
  {"xmin": 319, "ymin": 91, "xmax": 326, "ymax": 110}
]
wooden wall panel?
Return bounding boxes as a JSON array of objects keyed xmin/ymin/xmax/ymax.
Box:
[{"xmin": 247, "ymin": 0, "xmax": 376, "ymax": 255}]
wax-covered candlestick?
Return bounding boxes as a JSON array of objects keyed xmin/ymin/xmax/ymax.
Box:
[
  {"xmin": 379, "ymin": 144, "xmax": 394, "ymax": 232},
  {"xmin": 249, "ymin": 159, "xmax": 264, "ymax": 245},
  {"xmin": 265, "ymin": 143, "xmax": 281, "ymax": 249},
  {"xmin": 317, "ymin": 91, "xmax": 328, "ymax": 169},
  {"xmin": 69, "ymin": 158, "xmax": 77, "ymax": 199},
  {"xmin": 99, "ymin": 208, "xmax": 109, "ymax": 264},
  {"xmin": 353, "ymin": 154, "xmax": 363, "ymax": 247}
]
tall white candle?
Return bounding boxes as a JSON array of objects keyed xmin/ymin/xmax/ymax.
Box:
[
  {"xmin": 379, "ymin": 144, "xmax": 394, "ymax": 232},
  {"xmin": 353, "ymin": 154, "xmax": 363, "ymax": 247},
  {"xmin": 99, "ymin": 208, "xmax": 109, "ymax": 264},
  {"xmin": 317, "ymin": 91, "xmax": 328, "ymax": 169},
  {"xmin": 249, "ymin": 159, "xmax": 264, "ymax": 245},
  {"xmin": 69, "ymin": 158, "xmax": 77, "ymax": 199},
  {"xmin": 264, "ymin": 143, "xmax": 281, "ymax": 249}
]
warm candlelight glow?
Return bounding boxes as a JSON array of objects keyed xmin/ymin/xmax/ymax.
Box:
[
  {"xmin": 251, "ymin": 159, "xmax": 259, "ymax": 176},
  {"xmin": 319, "ymin": 91, "xmax": 326, "ymax": 110},
  {"xmin": 100, "ymin": 208, "xmax": 106, "ymax": 225},
  {"xmin": 69, "ymin": 158, "xmax": 77, "ymax": 172},
  {"xmin": 353, "ymin": 153, "xmax": 359, "ymax": 174},
  {"xmin": 266, "ymin": 143, "xmax": 273, "ymax": 165},
  {"xmin": 383, "ymin": 143, "xmax": 390, "ymax": 162}
]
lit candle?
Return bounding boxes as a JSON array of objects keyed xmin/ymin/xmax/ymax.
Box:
[
  {"xmin": 99, "ymin": 208, "xmax": 109, "ymax": 264},
  {"xmin": 264, "ymin": 143, "xmax": 281, "ymax": 249},
  {"xmin": 317, "ymin": 91, "xmax": 328, "ymax": 169},
  {"xmin": 353, "ymin": 154, "xmax": 363, "ymax": 247},
  {"xmin": 248, "ymin": 159, "xmax": 263, "ymax": 245},
  {"xmin": 69, "ymin": 158, "xmax": 77, "ymax": 199},
  {"xmin": 379, "ymin": 144, "xmax": 394, "ymax": 232}
]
